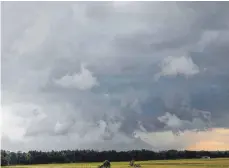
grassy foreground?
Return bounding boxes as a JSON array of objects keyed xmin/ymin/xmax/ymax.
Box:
[{"xmin": 4, "ymin": 158, "xmax": 229, "ymax": 168}]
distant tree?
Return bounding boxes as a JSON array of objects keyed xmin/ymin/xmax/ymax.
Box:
[
  {"xmin": 1, "ymin": 149, "xmax": 229, "ymax": 165},
  {"xmin": 1, "ymin": 150, "xmax": 9, "ymax": 166}
]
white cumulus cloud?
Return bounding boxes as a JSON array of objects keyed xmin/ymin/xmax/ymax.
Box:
[
  {"xmin": 155, "ymin": 55, "xmax": 199, "ymax": 80},
  {"xmin": 158, "ymin": 112, "xmax": 183, "ymax": 129},
  {"xmin": 54, "ymin": 64, "xmax": 98, "ymax": 90}
]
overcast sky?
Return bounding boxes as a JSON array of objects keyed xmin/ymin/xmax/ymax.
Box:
[{"xmin": 1, "ymin": 1, "xmax": 229, "ymax": 152}]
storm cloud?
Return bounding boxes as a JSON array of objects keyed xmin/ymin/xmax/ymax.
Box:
[{"xmin": 1, "ymin": 1, "xmax": 229, "ymax": 151}]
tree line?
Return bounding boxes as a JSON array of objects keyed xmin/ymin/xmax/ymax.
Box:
[{"xmin": 1, "ymin": 149, "xmax": 229, "ymax": 166}]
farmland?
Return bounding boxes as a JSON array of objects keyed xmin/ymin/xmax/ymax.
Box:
[{"xmin": 4, "ymin": 158, "xmax": 229, "ymax": 168}]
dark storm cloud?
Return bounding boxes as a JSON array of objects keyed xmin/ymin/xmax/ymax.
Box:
[{"xmin": 2, "ymin": 1, "xmax": 229, "ymax": 151}]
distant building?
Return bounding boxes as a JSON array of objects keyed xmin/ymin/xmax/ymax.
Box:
[{"xmin": 201, "ymin": 156, "xmax": 210, "ymax": 159}]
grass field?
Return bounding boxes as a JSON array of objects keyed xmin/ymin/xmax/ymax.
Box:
[{"xmin": 4, "ymin": 158, "xmax": 229, "ymax": 168}]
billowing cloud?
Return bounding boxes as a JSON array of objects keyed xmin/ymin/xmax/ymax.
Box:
[
  {"xmin": 157, "ymin": 111, "xmax": 212, "ymax": 134},
  {"xmin": 155, "ymin": 55, "xmax": 199, "ymax": 80},
  {"xmin": 2, "ymin": 2, "xmax": 229, "ymax": 151},
  {"xmin": 54, "ymin": 64, "xmax": 98, "ymax": 90}
]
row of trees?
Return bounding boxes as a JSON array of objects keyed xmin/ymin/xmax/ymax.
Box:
[{"xmin": 1, "ymin": 149, "xmax": 229, "ymax": 166}]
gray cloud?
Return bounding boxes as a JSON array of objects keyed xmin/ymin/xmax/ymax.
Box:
[
  {"xmin": 154, "ymin": 55, "xmax": 200, "ymax": 80},
  {"xmin": 2, "ymin": 1, "xmax": 229, "ymax": 151},
  {"xmin": 54, "ymin": 63, "xmax": 99, "ymax": 90}
]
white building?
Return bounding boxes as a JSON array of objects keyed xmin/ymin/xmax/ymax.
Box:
[{"xmin": 201, "ymin": 156, "xmax": 211, "ymax": 159}]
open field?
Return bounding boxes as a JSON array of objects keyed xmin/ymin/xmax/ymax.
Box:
[{"xmin": 4, "ymin": 158, "xmax": 229, "ymax": 168}]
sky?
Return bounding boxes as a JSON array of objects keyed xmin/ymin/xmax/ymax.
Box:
[{"xmin": 1, "ymin": 1, "xmax": 229, "ymax": 152}]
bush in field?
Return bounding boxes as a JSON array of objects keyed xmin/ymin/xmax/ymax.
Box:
[
  {"xmin": 129, "ymin": 159, "xmax": 134, "ymax": 166},
  {"xmin": 98, "ymin": 160, "xmax": 111, "ymax": 168},
  {"xmin": 129, "ymin": 159, "xmax": 141, "ymax": 168}
]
